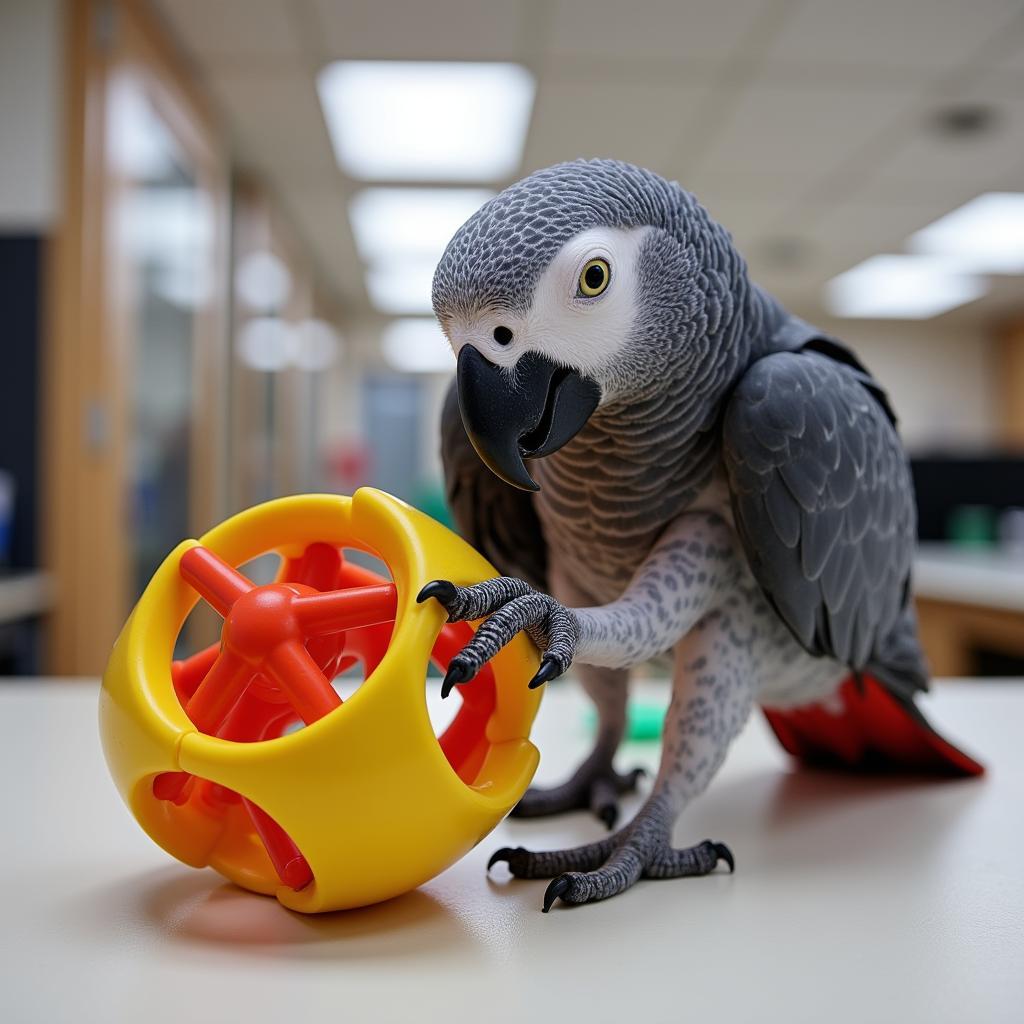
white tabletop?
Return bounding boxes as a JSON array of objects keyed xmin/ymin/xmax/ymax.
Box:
[
  {"xmin": 1, "ymin": 678, "xmax": 1021, "ymax": 1024},
  {"xmin": 914, "ymin": 543, "xmax": 1024, "ymax": 612},
  {"xmin": 0, "ymin": 570, "xmax": 53, "ymax": 624}
]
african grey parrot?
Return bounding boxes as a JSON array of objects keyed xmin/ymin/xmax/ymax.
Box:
[{"xmin": 416, "ymin": 159, "xmax": 983, "ymax": 912}]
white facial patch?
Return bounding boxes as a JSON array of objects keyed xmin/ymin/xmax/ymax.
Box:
[{"xmin": 442, "ymin": 225, "xmax": 652, "ymax": 380}]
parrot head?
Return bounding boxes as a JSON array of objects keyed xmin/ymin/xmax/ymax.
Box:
[{"xmin": 431, "ymin": 159, "xmax": 740, "ymax": 491}]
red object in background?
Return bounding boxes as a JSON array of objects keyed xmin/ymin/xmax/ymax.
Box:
[
  {"xmin": 154, "ymin": 542, "xmax": 498, "ymax": 892},
  {"xmin": 763, "ymin": 674, "xmax": 985, "ymax": 776},
  {"xmin": 325, "ymin": 440, "xmax": 372, "ymax": 494}
]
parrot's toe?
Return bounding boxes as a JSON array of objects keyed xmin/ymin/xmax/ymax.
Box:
[
  {"xmin": 489, "ymin": 797, "xmax": 735, "ymax": 911},
  {"xmin": 542, "ymin": 876, "xmax": 572, "ymax": 913},
  {"xmin": 511, "ymin": 759, "xmax": 645, "ymax": 829},
  {"xmin": 416, "ymin": 576, "xmax": 531, "ymax": 622},
  {"xmin": 440, "ymin": 657, "xmax": 475, "ymax": 699},
  {"xmin": 416, "ymin": 579, "xmax": 459, "ymax": 609},
  {"xmin": 713, "ymin": 841, "xmax": 735, "ymax": 874},
  {"xmin": 418, "ymin": 576, "xmax": 578, "ymax": 694},
  {"xmin": 527, "ymin": 655, "xmax": 563, "ymax": 689}
]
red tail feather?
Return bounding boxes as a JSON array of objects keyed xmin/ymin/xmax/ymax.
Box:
[{"xmin": 763, "ymin": 675, "xmax": 984, "ymax": 777}]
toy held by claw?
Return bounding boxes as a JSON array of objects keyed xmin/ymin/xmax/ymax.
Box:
[
  {"xmin": 422, "ymin": 158, "xmax": 985, "ymax": 913},
  {"xmin": 99, "ymin": 489, "xmax": 541, "ymax": 912}
]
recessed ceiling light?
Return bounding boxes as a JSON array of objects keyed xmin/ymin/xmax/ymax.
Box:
[
  {"xmin": 909, "ymin": 193, "xmax": 1024, "ymax": 274},
  {"xmin": 235, "ymin": 250, "xmax": 291, "ymax": 311},
  {"xmin": 154, "ymin": 261, "xmax": 213, "ymax": 310},
  {"xmin": 294, "ymin": 319, "xmax": 341, "ymax": 372},
  {"xmin": 381, "ymin": 318, "xmax": 454, "ymax": 373},
  {"xmin": 365, "ymin": 258, "xmax": 438, "ymax": 315},
  {"xmin": 825, "ymin": 255, "xmax": 986, "ymax": 319},
  {"xmin": 931, "ymin": 103, "xmax": 999, "ymax": 139},
  {"xmin": 236, "ymin": 317, "xmax": 297, "ymax": 372},
  {"xmin": 317, "ymin": 61, "xmax": 535, "ymax": 181},
  {"xmin": 349, "ymin": 188, "xmax": 493, "ymax": 264}
]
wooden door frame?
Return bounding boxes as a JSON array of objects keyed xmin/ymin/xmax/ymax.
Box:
[{"xmin": 46, "ymin": 0, "xmax": 229, "ymax": 674}]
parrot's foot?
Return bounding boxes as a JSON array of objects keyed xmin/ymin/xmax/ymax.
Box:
[
  {"xmin": 488, "ymin": 795, "xmax": 733, "ymax": 911},
  {"xmin": 510, "ymin": 748, "xmax": 645, "ymax": 830},
  {"xmin": 417, "ymin": 577, "xmax": 578, "ymax": 694}
]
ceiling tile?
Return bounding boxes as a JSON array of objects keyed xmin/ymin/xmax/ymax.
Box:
[
  {"xmin": 735, "ymin": 196, "xmax": 954, "ymax": 306},
  {"xmin": 691, "ymin": 82, "xmax": 921, "ymax": 199},
  {"xmin": 155, "ymin": 0, "xmax": 1023, "ymax": 324},
  {"xmin": 993, "ymin": 34, "xmax": 1024, "ymax": 75},
  {"xmin": 522, "ymin": 77, "xmax": 711, "ymax": 177},
  {"xmin": 278, "ymin": 187, "xmax": 366, "ymax": 309},
  {"xmin": 309, "ymin": 0, "xmax": 526, "ymax": 61},
  {"xmin": 206, "ymin": 68, "xmax": 338, "ymax": 181},
  {"xmin": 153, "ymin": 0, "xmax": 303, "ymax": 59},
  {"xmin": 804, "ymin": 197, "xmax": 970, "ymax": 259},
  {"xmin": 682, "ymin": 196, "xmax": 791, "ymax": 266},
  {"xmin": 764, "ymin": 0, "xmax": 1020, "ymax": 72},
  {"xmin": 543, "ymin": 0, "xmax": 769, "ymax": 63},
  {"xmin": 866, "ymin": 93, "xmax": 1024, "ymax": 198}
]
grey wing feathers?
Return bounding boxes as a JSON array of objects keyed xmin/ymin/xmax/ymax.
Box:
[
  {"xmin": 440, "ymin": 381, "xmax": 548, "ymax": 590},
  {"xmin": 722, "ymin": 346, "xmax": 928, "ymax": 698}
]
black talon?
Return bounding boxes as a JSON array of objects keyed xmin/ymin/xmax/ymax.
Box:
[
  {"xmin": 441, "ymin": 660, "xmax": 475, "ymax": 699},
  {"xmin": 712, "ymin": 841, "xmax": 735, "ymax": 873},
  {"xmin": 487, "ymin": 847, "xmax": 515, "ymax": 872},
  {"xmin": 417, "ymin": 579, "xmax": 458, "ymax": 607},
  {"xmin": 597, "ymin": 804, "xmax": 618, "ymax": 831},
  {"xmin": 528, "ymin": 655, "xmax": 563, "ymax": 690},
  {"xmin": 542, "ymin": 876, "xmax": 572, "ymax": 913}
]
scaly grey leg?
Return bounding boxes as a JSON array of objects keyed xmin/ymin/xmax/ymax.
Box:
[
  {"xmin": 511, "ymin": 664, "xmax": 644, "ymax": 829},
  {"xmin": 490, "ymin": 609, "xmax": 757, "ymax": 909}
]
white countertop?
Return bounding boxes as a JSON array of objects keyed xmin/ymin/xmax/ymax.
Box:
[
  {"xmin": 1, "ymin": 678, "xmax": 1021, "ymax": 1024},
  {"xmin": 0, "ymin": 570, "xmax": 53, "ymax": 624},
  {"xmin": 914, "ymin": 543, "xmax": 1024, "ymax": 612}
]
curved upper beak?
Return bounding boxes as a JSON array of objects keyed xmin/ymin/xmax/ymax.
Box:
[{"xmin": 456, "ymin": 345, "xmax": 601, "ymax": 491}]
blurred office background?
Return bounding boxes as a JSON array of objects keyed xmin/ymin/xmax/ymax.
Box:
[{"xmin": 0, "ymin": 0, "xmax": 1022, "ymax": 678}]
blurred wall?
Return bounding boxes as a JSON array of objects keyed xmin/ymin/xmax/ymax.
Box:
[
  {"xmin": 817, "ymin": 319, "xmax": 999, "ymax": 452},
  {"xmin": 319, "ymin": 324, "xmax": 451, "ymax": 497},
  {"xmin": 0, "ymin": 0, "xmax": 63, "ymax": 230}
]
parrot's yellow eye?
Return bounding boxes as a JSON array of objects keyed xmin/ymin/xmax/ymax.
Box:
[{"xmin": 578, "ymin": 258, "xmax": 610, "ymax": 297}]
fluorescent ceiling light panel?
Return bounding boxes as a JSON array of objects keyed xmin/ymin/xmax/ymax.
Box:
[
  {"xmin": 235, "ymin": 251, "xmax": 292, "ymax": 312},
  {"xmin": 909, "ymin": 192, "xmax": 1024, "ymax": 273},
  {"xmin": 825, "ymin": 255, "xmax": 986, "ymax": 319},
  {"xmin": 349, "ymin": 188, "xmax": 493, "ymax": 263},
  {"xmin": 236, "ymin": 318, "xmax": 297, "ymax": 372},
  {"xmin": 294, "ymin": 319, "xmax": 341, "ymax": 372},
  {"xmin": 317, "ymin": 61, "xmax": 535, "ymax": 181},
  {"xmin": 381, "ymin": 318, "xmax": 455, "ymax": 373},
  {"xmin": 365, "ymin": 258, "xmax": 438, "ymax": 315}
]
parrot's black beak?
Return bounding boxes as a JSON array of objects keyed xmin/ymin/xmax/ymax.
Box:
[{"xmin": 456, "ymin": 345, "xmax": 601, "ymax": 492}]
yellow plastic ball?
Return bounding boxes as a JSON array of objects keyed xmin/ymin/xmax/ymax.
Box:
[{"xmin": 99, "ymin": 488, "xmax": 541, "ymax": 912}]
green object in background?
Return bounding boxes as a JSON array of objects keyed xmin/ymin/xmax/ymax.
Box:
[
  {"xmin": 626, "ymin": 702, "xmax": 667, "ymax": 741},
  {"xmin": 412, "ymin": 479, "xmax": 454, "ymax": 530},
  {"xmin": 947, "ymin": 505, "xmax": 997, "ymax": 548},
  {"xmin": 583, "ymin": 700, "xmax": 667, "ymax": 742}
]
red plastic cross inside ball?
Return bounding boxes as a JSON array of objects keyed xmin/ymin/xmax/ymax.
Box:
[{"xmin": 151, "ymin": 541, "xmax": 496, "ymax": 892}]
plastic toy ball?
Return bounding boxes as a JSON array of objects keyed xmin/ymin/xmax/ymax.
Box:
[{"xmin": 99, "ymin": 488, "xmax": 542, "ymax": 913}]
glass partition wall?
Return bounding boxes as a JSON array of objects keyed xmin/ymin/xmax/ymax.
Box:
[
  {"xmin": 47, "ymin": 0, "xmax": 229, "ymax": 674},
  {"xmin": 48, "ymin": 1, "xmax": 341, "ymax": 675}
]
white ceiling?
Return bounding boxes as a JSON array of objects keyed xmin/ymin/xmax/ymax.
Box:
[{"xmin": 152, "ymin": 0, "xmax": 1024, "ymax": 328}]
